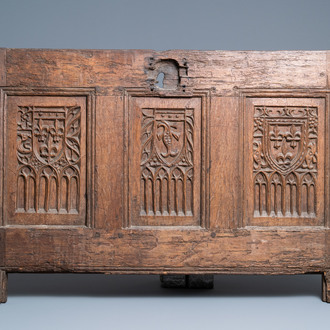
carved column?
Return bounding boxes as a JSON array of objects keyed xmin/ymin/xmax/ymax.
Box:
[
  {"xmin": 322, "ymin": 272, "xmax": 330, "ymax": 303},
  {"xmin": 0, "ymin": 270, "xmax": 8, "ymax": 303}
]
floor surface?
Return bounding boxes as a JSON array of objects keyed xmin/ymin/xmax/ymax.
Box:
[{"xmin": 0, "ymin": 274, "xmax": 329, "ymax": 330}]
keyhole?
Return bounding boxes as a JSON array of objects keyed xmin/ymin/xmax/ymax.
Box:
[{"xmin": 156, "ymin": 72, "xmax": 165, "ymax": 88}]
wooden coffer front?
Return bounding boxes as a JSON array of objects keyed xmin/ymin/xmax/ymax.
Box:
[{"xmin": 0, "ymin": 49, "xmax": 330, "ymax": 302}]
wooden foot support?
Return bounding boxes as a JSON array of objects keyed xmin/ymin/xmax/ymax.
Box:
[
  {"xmin": 322, "ymin": 272, "xmax": 330, "ymax": 303},
  {"xmin": 0, "ymin": 270, "xmax": 8, "ymax": 303},
  {"xmin": 160, "ymin": 275, "xmax": 214, "ymax": 289},
  {"xmin": 160, "ymin": 275, "xmax": 186, "ymax": 288},
  {"xmin": 187, "ymin": 275, "xmax": 214, "ymax": 289}
]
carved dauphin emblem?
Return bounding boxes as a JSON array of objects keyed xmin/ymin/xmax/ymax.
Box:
[
  {"xmin": 145, "ymin": 57, "xmax": 189, "ymax": 92},
  {"xmin": 140, "ymin": 107, "xmax": 194, "ymax": 217},
  {"xmin": 155, "ymin": 112, "xmax": 184, "ymax": 166},
  {"xmin": 141, "ymin": 109, "xmax": 193, "ymax": 168}
]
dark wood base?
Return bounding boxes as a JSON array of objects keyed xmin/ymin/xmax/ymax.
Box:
[
  {"xmin": 322, "ymin": 272, "xmax": 330, "ymax": 303},
  {"xmin": 187, "ymin": 275, "xmax": 214, "ymax": 289},
  {"xmin": 0, "ymin": 271, "xmax": 8, "ymax": 303},
  {"xmin": 160, "ymin": 275, "xmax": 214, "ymax": 289},
  {"xmin": 160, "ymin": 275, "xmax": 186, "ymax": 288}
]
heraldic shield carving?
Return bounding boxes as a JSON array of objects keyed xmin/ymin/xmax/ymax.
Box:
[
  {"xmin": 264, "ymin": 119, "xmax": 307, "ymax": 175},
  {"xmin": 16, "ymin": 105, "xmax": 81, "ymax": 214},
  {"xmin": 253, "ymin": 106, "xmax": 318, "ymax": 218},
  {"xmin": 141, "ymin": 109, "xmax": 192, "ymax": 168},
  {"xmin": 140, "ymin": 107, "xmax": 194, "ymax": 217},
  {"xmin": 32, "ymin": 109, "xmax": 66, "ymax": 164}
]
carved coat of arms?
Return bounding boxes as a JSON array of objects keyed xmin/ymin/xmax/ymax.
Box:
[
  {"xmin": 16, "ymin": 106, "xmax": 81, "ymax": 214},
  {"xmin": 253, "ymin": 106, "xmax": 318, "ymax": 218},
  {"xmin": 264, "ymin": 120, "xmax": 307, "ymax": 174},
  {"xmin": 253, "ymin": 107, "xmax": 317, "ymax": 175},
  {"xmin": 33, "ymin": 110, "xmax": 66, "ymax": 164}
]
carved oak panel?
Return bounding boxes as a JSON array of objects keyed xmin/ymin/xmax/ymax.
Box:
[
  {"xmin": 1, "ymin": 49, "xmax": 330, "ymax": 304},
  {"xmin": 243, "ymin": 97, "xmax": 325, "ymax": 226},
  {"xmin": 126, "ymin": 95, "xmax": 207, "ymax": 227},
  {"xmin": 140, "ymin": 107, "xmax": 194, "ymax": 217},
  {"xmin": 3, "ymin": 91, "xmax": 94, "ymax": 226}
]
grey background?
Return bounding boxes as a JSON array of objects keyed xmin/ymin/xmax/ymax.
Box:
[{"xmin": 1, "ymin": 0, "xmax": 330, "ymax": 329}]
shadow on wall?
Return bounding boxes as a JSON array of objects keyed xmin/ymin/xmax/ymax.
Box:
[{"xmin": 7, "ymin": 274, "xmax": 322, "ymax": 298}]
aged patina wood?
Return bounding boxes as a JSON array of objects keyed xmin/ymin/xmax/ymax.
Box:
[
  {"xmin": 0, "ymin": 48, "xmax": 330, "ymax": 302},
  {"xmin": 0, "ymin": 270, "xmax": 7, "ymax": 303}
]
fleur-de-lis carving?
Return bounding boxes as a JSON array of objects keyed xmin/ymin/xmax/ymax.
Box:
[
  {"xmin": 34, "ymin": 119, "xmax": 48, "ymax": 143},
  {"xmin": 49, "ymin": 120, "xmax": 64, "ymax": 143},
  {"xmin": 253, "ymin": 105, "xmax": 318, "ymax": 218},
  {"xmin": 269, "ymin": 124, "xmax": 301, "ymax": 150},
  {"xmin": 286, "ymin": 125, "xmax": 301, "ymax": 148},
  {"xmin": 34, "ymin": 119, "xmax": 64, "ymax": 162},
  {"xmin": 269, "ymin": 125, "xmax": 283, "ymax": 149}
]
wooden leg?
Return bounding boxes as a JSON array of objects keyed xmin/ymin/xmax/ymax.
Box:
[
  {"xmin": 187, "ymin": 275, "xmax": 214, "ymax": 289},
  {"xmin": 322, "ymin": 272, "xmax": 330, "ymax": 303},
  {"xmin": 160, "ymin": 275, "xmax": 186, "ymax": 288},
  {"xmin": 160, "ymin": 275, "xmax": 214, "ymax": 289},
  {"xmin": 0, "ymin": 270, "xmax": 8, "ymax": 303}
]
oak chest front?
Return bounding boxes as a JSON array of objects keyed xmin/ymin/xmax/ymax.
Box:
[{"xmin": 0, "ymin": 48, "xmax": 330, "ymax": 303}]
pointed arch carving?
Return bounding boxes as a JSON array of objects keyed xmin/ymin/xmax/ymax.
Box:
[{"xmin": 252, "ymin": 104, "xmax": 319, "ymax": 220}]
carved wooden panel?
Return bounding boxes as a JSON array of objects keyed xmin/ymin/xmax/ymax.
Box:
[
  {"xmin": 243, "ymin": 96, "xmax": 325, "ymax": 226},
  {"xmin": 125, "ymin": 93, "xmax": 208, "ymax": 227},
  {"xmin": 16, "ymin": 105, "xmax": 81, "ymax": 214},
  {"xmin": 1, "ymin": 49, "xmax": 330, "ymax": 304},
  {"xmin": 140, "ymin": 107, "xmax": 194, "ymax": 217},
  {"xmin": 3, "ymin": 90, "xmax": 94, "ymax": 226}
]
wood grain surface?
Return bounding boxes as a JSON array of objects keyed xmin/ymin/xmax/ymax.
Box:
[
  {"xmin": 0, "ymin": 48, "xmax": 330, "ymax": 302},
  {"xmin": 0, "ymin": 270, "xmax": 7, "ymax": 303}
]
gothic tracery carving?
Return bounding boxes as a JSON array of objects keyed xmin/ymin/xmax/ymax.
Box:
[
  {"xmin": 253, "ymin": 106, "xmax": 317, "ymax": 217},
  {"xmin": 140, "ymin": 108, "xmax": 194, "ymax": 216},
  {"xmin": 16, "ymin": 106, "xmax": 81, "ymax": 213}
]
